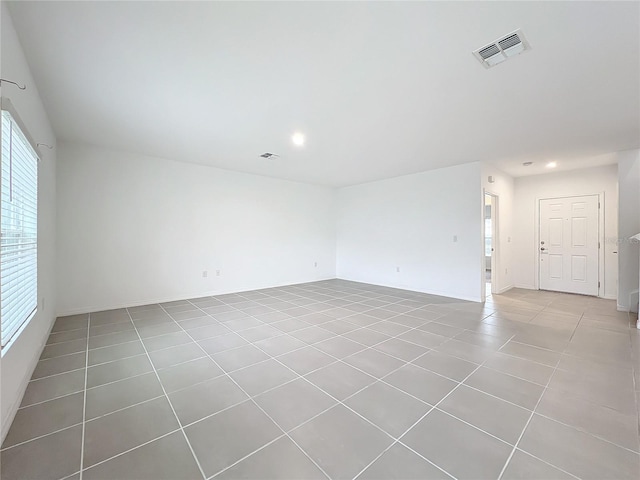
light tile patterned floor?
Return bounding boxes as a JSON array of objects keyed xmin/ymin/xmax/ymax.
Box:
[{"xmin": 2, "ymin": 280, "xmax": 639, "ymax": 480}]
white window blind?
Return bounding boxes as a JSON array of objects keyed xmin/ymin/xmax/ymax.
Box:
[{"xmin": 1, "ymin": 110, "xmax": 38, "ymax": 348}]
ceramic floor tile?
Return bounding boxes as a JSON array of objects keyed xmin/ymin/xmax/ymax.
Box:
[
  {"xmin": 254, "ymin": 334, "xmax": 307, "ymax": 356},
  {"xmin": 464, "ymin": 367, "xmax": 545, "ymax": 410},
  {"xmin": 148, "ymin": 342, "xmax": 206, "ymax": 369},
  {"xmin": 384, "ymin": 363, "xmax": 457, "ymax": 404},
  {"xmin": 412, "ymin": 350, "xmax": 479, "ymax": 381},
  {"xmin": 141, "ymin": 331, "xmax": 194, "ymax": 352},
  {"xmin": 51, "ymin": 315, "xmax": 89, "ymax": 332},
  {"xmin": 519, "ymin": 414, "xmax": 640, "ymax": 479},
  {"xmin": 215, "ymin": 436, "xmax": 326, "ymax": 479},
  {"xmin": 31, "ymin": 352, "xmax": 86, "ymax": 380},
  {"xmin": 212, "ymin": 344, "xmax": 271, "ymax": 372},
  {"xmin": 2, "ymin": 393, "xmax": 84, "ymax": 448},
  {"xmin": 313, "ymin": 336, "xmax": 367, "ymax": 359},
  {"xmin": 21, "ymin": 369, "xmax": 86, "ymax": 407},
  {"xmin": 85, "ymin": 372, "xmax": 164, "ymax": 419},
  {"xmin": 82, "ymin": 431, "xmax": 202, "ymax": 480},
  {"xmin": 484, "ymin": 352, "xmax": 555, "ymax": 385},
  {"xmin": 536, "ymin": 387, "xmax": 640, "ymax": 451},
  {"xmin": 401, "ymin": 409, "xmax": 512, "ymax": 480},
  {"xmin": 343, "ymin": 349, "xmax": 405, "ymax": 378},
  {"xmin": 88, "ymin": 341, "xmax": 145, "ymax": 366},
  {"xmin": 4, "ymin": 282, "xmax": 638, "ymax": 480},
  {"xmin": 254, "ymin": 378, "xmax": 337, "ymax": 431},
  {"xmin": 501, "ymin": 449, "xmax": 574, "ymax": 480},
  {"xmin": 197, "ymin": 332, "xmax": 248, "ymax": 354},
  {"xmin": 358, "ymin": 443, "xmax": 450, "ymax": 480},
  {"xmin": 0, "ymin": 425, "xmax": 82, "ymax": 480},
  {"xmin": 345, "ymin": 381, "xmax": 431, "ymax": 437},
  {"xmin": 83, "ymin": 397, "xmax": 179, "ymax": 468},
  {"xmin": 86, "ymin": 354, "xmax": 153, "ymax": 388},
  {"xmin": 157, "ymin": 357, "xmax": 224, "ymax": 393},
  {"xmin": 47, "ymin": 328, "xmax": 88, "ymax": 345},
  {"xmin": 438, "ymin": 384, "xmax": 531, "ymax": 444},
  {"xmin": 88, "ymin": 330, "xmax": 139, "ymax": 349},
  {"xmin": 278, "ymin": 347, "xmax": 336, "ymax": 375},
  {"xmin": 40, "ymin": 339, "xmax": 87, "ymax": 360},
  {"xmin": 185, "ymin": 401, "xmax": 282, "ymax": 477},
  {"xmin": 290, "ymin": 405, "xmax": 393, "ymax": 480},
  {"xmin": 342, "ymin": 328, "xmax": 391, "ymax": 346},
  {"xmin": 305, "ymin": 361, "xmax": 376, "ymax": 401},
  {"xmin": 169, "ymin": 375, "xmax": 249, "ymax": 425},
  {"xmin": 229, "ymin": 358, "xmax": 298, "ymax": 396},
  {"xmin": 373, "ymin": 338, "xmax": 429, "ymax": 362},
  {"xmin": 136, "ymin": 321, "xmax": 183, "ymax": 339}
]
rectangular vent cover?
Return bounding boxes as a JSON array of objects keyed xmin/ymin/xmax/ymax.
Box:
[{"xmin": 473, "ymin": 29, "xmax": 530, "ymax": 68}]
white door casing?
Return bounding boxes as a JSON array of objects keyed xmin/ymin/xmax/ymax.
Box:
[{"xmin": 539, "ymin": 195, "xmax": 599, "ymax": 296}]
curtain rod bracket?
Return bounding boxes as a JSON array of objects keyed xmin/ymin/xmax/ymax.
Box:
[{"xmin": 0, "ymin": 79, "xmax": 27, "ymax": 90}]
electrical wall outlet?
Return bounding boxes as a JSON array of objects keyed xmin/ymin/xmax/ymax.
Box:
[
  {"xmin": 216, "ymin": 270, "xmax": 221, "ymax": 276},
  {"xmin": 453, "ymin": 235, "xmax": 458, "ymax": 242},
  {"xmin": 314, "ymin": 262, "xmax": 318, "ymax": 267},
  {"xmin": 396, "ymin": 266, "xmax": 400, "ymax": 273},
  {"xmin": 202, "ymin": 271, "xmax": 208, "ymax": 278}
]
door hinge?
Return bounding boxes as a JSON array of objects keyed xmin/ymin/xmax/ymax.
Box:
[
  {"xmin": 598, "ymin": 202, "xmax": 600, "ymax": 208},
  {"xmin": 598, "ymin": 242, "xmax": 601, "ymax": 248},
  {"xmin": 598, "ymin": 281, "xmax": 601, "ymax": 288}
]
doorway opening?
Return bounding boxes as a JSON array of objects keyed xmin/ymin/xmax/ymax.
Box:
[{"xmin": 484, "ymin": 193, "xmax": 497, "ymax": 297}]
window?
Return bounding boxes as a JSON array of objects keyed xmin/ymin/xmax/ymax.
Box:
[
  {"xmin": 1, "ymin": 110, "xmax": 38, "ymax": 348},
  {"xmin": 484, "ymin": 217, "xmax": 492, "ymax": 256}
]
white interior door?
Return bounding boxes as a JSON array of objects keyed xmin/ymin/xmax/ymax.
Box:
[{"xmin": 539, "ymin": 195, "xmax": 599, "ymax": 296}]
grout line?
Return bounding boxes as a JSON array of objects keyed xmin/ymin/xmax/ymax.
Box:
[
  {"xmin": 124, "ymin": 308, "xmax": 209, "ymax": 480},
  {"xmin": 207, "ymin": 435, "xmax": 289, "ymax": 479},
  {"xmin": 154, "ymin": 302, "xmax": 334, "ymax": 480},
  {"xmin": 496, "ymin": 323, "xmax": 572, "ymax": 480},
  {"xmin": 0, "ymin": 422, "xmax": 84, "ymax": 452},
  {"xmin": 78, "ymin": 312, "xmax": 90, "ymax": 480},
  {"xmin": 83, "ymin": 394, "xmax": 167, "ymax": 423},
  {"xmin": 27, "ymin": 282, "xmax": 636, "ymax": 480},
  {"xmin": 79, "ymin": 428, "xmax": 183, "ymax": 474},
  {"xmin": 179, "ymin": 293, "xmax": 521, "ymax": 479}
]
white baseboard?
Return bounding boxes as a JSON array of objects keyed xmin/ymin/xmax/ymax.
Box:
[{"xmin": 494, "ymin": 284, "xmax": 514, "ymax": 294}]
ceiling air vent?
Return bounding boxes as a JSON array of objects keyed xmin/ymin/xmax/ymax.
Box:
[
  {"xmin": 259, "ymin": 152, "xmax": 279, "ymax": 159},
  {"xmin": 473, "ymin": 29, "xmax": 531, "ymax": 68}
]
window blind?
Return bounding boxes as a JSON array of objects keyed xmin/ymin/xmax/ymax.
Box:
[{"xmin": 1, "ymin": 110, "xmax": 38, "ymax": 348}]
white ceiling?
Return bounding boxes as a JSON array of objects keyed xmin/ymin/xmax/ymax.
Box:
[{"xmin": 7, "ymin": 1, "xmax": 640, "ymax": 187}]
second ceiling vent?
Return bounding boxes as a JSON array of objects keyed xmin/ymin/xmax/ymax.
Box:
[{"xmin": 473, "ymin": 29, "xmax": 531, "ymax": 68}]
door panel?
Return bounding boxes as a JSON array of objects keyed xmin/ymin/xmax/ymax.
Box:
[{"xmin": 539, "ymin": 195, "xmax": 599, "ymax": 295}]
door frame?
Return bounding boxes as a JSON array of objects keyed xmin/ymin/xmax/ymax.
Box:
[
  {"xmin": 482, "ymin": 190, "xmax": 499, "ymax": 301},
  {"xmin": 534, "ymin": 192, "xmax": 605, "ymax": 297}
]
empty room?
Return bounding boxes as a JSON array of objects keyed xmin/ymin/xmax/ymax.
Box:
[{"xmin": 1, "ymin": 1, "xmax": 639, "ymax": 479}]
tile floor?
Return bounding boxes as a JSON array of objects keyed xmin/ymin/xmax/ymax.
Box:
[{"xmin": 2, "ymin": 279, "xmax": 639, "ymax": 480}]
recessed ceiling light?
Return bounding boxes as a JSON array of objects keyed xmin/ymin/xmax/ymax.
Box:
[
  {"xmin": 292, "ymin": 132, "xmax": 305, "ymax": 146},
  {"xmin": 546, "ymin": 161, "xmax": 557, "ymax": 168},
  {"xmin": 523, "ymin": 162, "xmax": 533, "ymax": 166}
]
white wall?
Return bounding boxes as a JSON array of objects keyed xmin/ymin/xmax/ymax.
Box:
[
  {"xmin": 617, "ymin": 149, "xmax": 640, "ymax": 312},
  {"xmin": 336, "ymin": 162, "xmax": 483, "ymax": 302},
  {"xmin": 1, "ymin": 4, "xmax": 58, "ymax": 440},
  {"xmin": 513, "ymin": 164, "xmax": 618, "ymax": 299},
  {"xmin": 482, "ymin": 164, "xmax": 515, "ymax": 295},
  {"xmin": 56, "ymin": 142, "xmax": 336, "ymax": 314}
]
